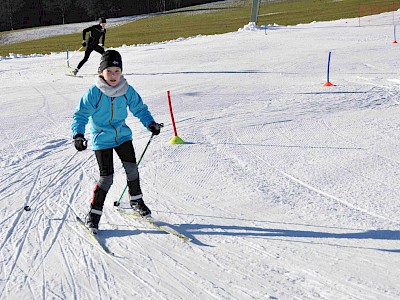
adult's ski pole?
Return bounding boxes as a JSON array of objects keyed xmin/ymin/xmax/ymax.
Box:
[
  {"xmin": 24, "ymin": 150, "xmax": 80, "ymax": 211},
  {"xmin": 51, "ymin": 46, "xmax": 83, "ymax": 75},
  {"xmin": 114, "ymin": 133, "xmax": 156, "ymax": 207}
]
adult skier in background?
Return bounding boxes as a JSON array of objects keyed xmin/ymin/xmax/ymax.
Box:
[
  {"xmin": 71, "ymin": 50, "xmax": 162, "ymax": 233},
  {"xmin": 72, "ymin": 17, "xmax": 107, "ymax": 76}
]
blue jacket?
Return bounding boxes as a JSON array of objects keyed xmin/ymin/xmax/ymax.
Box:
[{"xmin": 71, "ymin": 76, "xmax": 155, "ymax": 151}]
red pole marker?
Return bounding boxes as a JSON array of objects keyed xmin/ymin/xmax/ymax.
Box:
[{"xmin": 167, "ymin": 90, "xmax": 185, "ymax": 144}]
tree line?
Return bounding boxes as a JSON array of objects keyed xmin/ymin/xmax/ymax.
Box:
[{"xmin": 0, "ymin": 0, "xmax": 221, "ymax": 31}]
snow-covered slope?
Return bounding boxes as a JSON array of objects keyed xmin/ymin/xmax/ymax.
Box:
[{"xmin": 1, "ymin": 11, "xmax": 400, "ymax": 300}]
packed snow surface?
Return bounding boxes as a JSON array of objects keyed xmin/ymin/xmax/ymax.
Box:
[{"xmin": 1, "ymin": 10, "xmax": 400, "ymax": 300}]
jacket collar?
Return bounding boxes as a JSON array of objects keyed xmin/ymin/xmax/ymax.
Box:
[{"xmin": 96, "ymin": 75, "xmax": 129, "ymax": 97}]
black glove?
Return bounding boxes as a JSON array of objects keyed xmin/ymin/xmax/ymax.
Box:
[
  {"xmin": 148, "ymin": 122, "xmax": 162, "ymax": 135},
  {"xmin": 74, "ymin": 134, "xmax": 87, "ymax": 151},
  {"xmin": 82, "ymin": 40, "xmax": 87, "ymax": 47}
]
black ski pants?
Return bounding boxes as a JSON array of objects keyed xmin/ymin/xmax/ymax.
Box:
[
  {"xmin": 77, "ymin": 44, "xmax": 105, "ymax": 70},
  {"xmin": 92, "ymin": 141, "xmax": 142, "ymax": 210}
]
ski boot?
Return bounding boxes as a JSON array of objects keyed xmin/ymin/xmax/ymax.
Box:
[
  {"xmin": 130, "ymin": 198, "xmax": 151, "ymax": 218},
  {"xmin": 86, "ymin": 210, "xmax": 101, "ymax": 234}
]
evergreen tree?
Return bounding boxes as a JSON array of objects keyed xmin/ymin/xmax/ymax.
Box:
[
  {"xmin": 42, "ymin": 0, "xmax": 73, "ymax": 24},
  {"xmin": 76, "ymin": 0, "xmax": 106, "ymax": 19},
  {"xmin": 0, "ymin": 0, "xmax": 26, "ymax": 30}
]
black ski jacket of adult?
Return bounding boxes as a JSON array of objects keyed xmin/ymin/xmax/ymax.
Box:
[{"xmin": 83, "ymin": 24, "xmax": 106, "ymax": 46}]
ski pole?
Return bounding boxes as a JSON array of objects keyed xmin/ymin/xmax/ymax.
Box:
[
  {"xmin": 24, "ymin": 150, "xmax": 80, "ymax": 211},
  {"xmin": 51, "ymin": 46, "xmax": 83, "ymax": 75},
  {"xmin": 114, "ymin": 131, "xmax": 159, "ymax": 207}
]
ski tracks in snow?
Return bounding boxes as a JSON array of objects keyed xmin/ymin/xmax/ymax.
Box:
[
  {"xmin": 233, "ymin": 113, "xmax": 400, "ymax": 227},
  {"xmin": 228, "ymin": 112, "xmax": 400, "ymax": 297},
  {"xmin": 162, "ymin": 101, "xmax": 400, "ymax": 298}
]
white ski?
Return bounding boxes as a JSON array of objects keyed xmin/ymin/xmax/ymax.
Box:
[
  {"xmin": 76, "ymin": 216, "xmax": 115, "ymax": 256},
  {"xmin": 117, "ymin": 209, "xmax": 192, "ymax": 242}
]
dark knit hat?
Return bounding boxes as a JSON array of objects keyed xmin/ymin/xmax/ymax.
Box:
[
  {"xmin": 99, "ymin": 50, "xmax": 122, "ymax": 73},
  {"xmin": 99, "ymin": 17, "xmax": 106, "ymax": 24}
]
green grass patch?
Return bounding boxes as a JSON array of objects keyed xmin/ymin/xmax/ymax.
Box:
[
  {"xmin": 0, "ymin": 0, "xmax": 399, "ymax": 57},
  {"xmin": 257, "ymin": 0, "xmax": 400, "ymax": 26}
]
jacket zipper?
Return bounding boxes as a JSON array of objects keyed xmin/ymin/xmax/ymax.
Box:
[{"xmin": 109, "ymin": 97, "xmax": 119, "ymax": 145}]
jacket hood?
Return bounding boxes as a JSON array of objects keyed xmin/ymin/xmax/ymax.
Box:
[{"xmin": 96, "ymin": 75, "xmax": 129, "ymax": 97}]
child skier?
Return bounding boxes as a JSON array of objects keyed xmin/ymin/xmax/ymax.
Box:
[
  {"xmin": 73, "ymin": 17, "xmax": 107, "ymax": 76},
  {"xmin": 71, "ymin": 50, "xmax": 162, "ymax": 233}
]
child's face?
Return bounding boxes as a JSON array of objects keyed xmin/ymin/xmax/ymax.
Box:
[{"xmin": 102, "ymin": 67, "xmax": 122, "ymax": 86}]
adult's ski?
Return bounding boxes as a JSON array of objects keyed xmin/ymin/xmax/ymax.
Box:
[
  {"xmin": 117, "ymin": 209, "xmax": 192, "ymax": 242},
  {"xmin": 76, "ymin": 216, "xmax": 115, "ymax": 256},
  {"xmin": 65, "ymin": 73, "xmax": 84, "ymax": 78}
]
